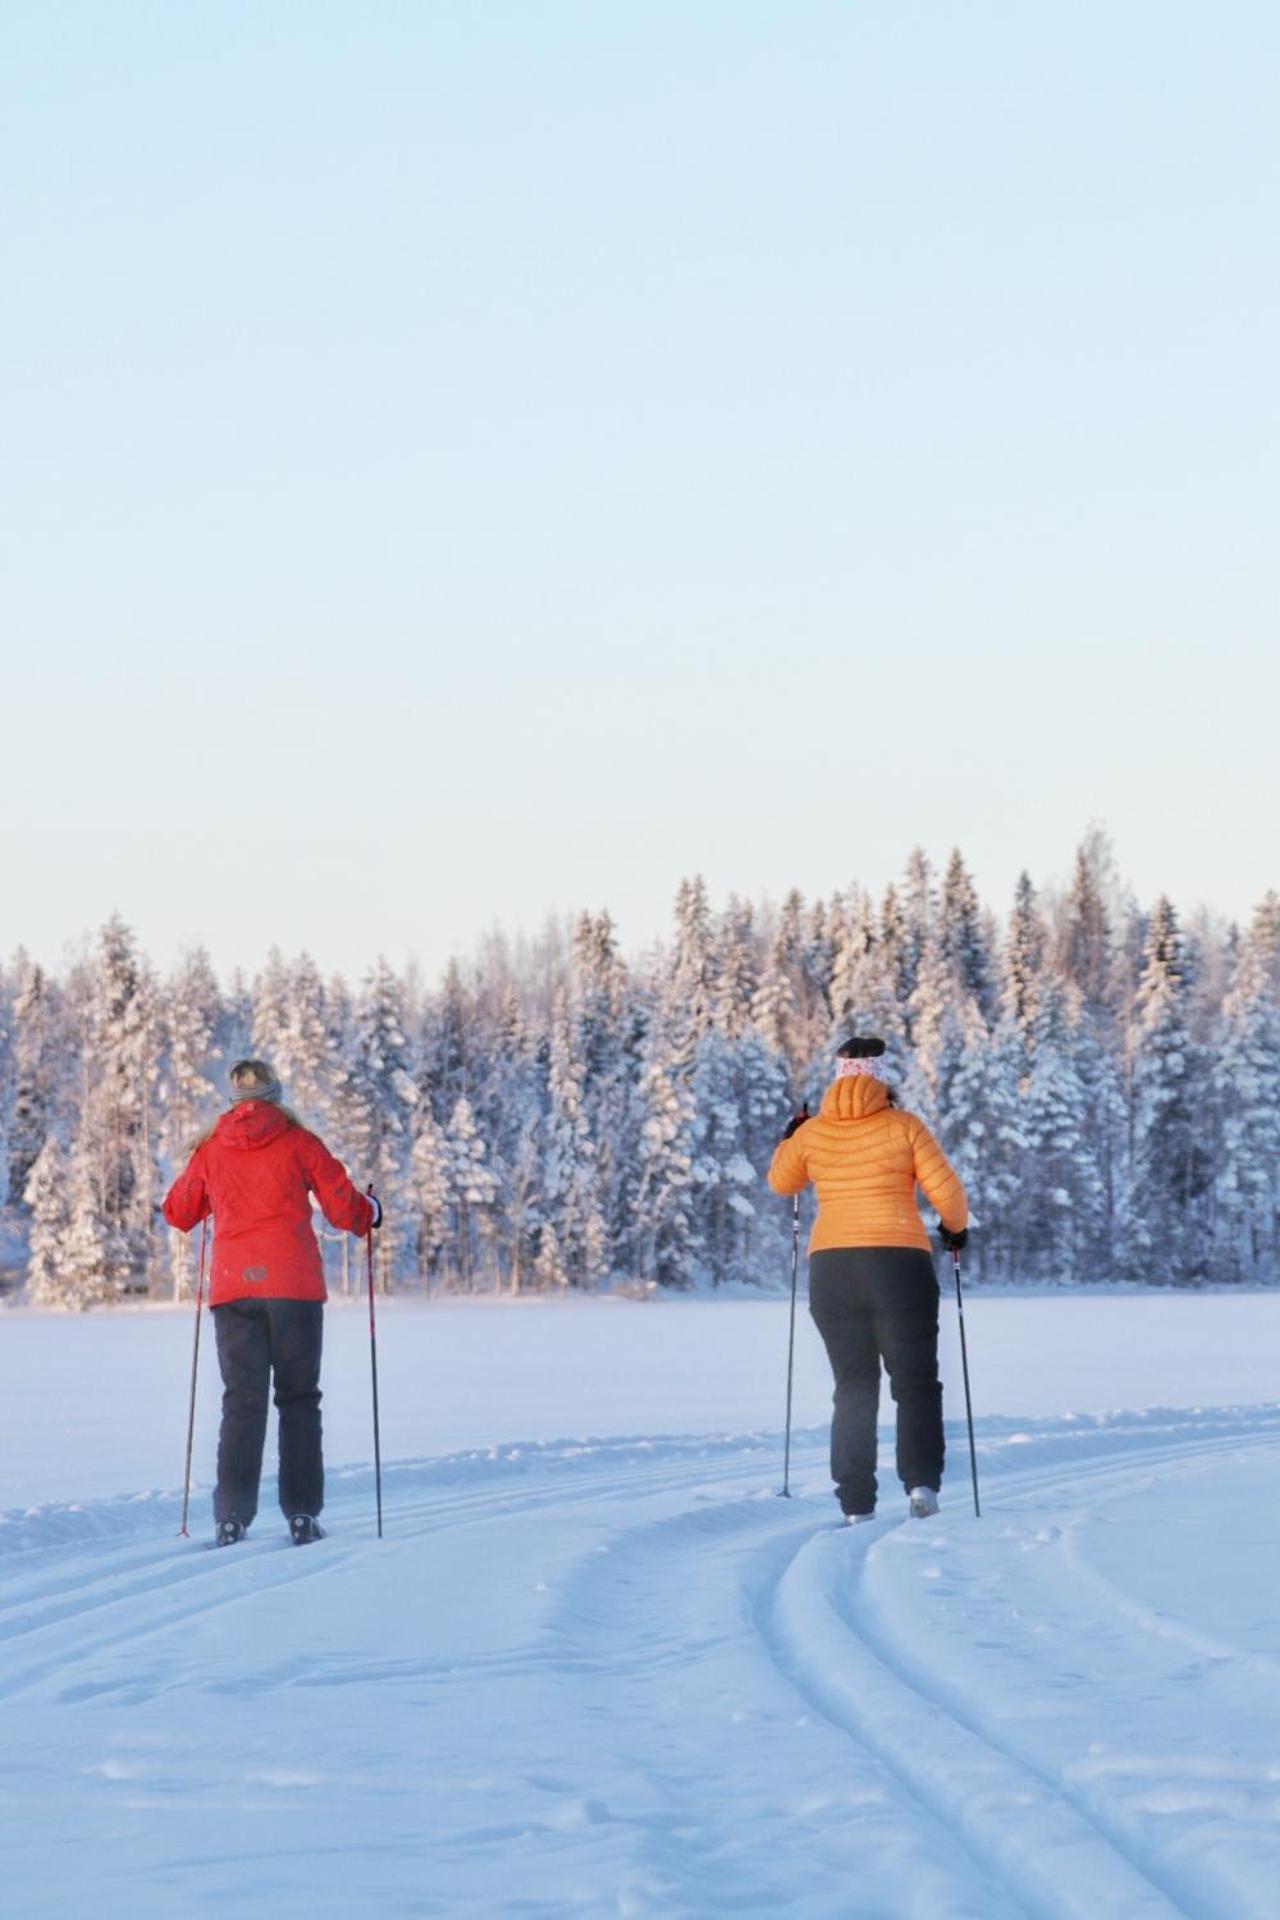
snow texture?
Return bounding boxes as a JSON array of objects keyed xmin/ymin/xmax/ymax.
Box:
[{"xmin": 2, "ymin": 1292, "xmax": 1279, "ymax": 1917}]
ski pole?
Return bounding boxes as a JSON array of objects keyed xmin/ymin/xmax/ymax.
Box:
[
  {"xmin": 178, "ymin": 1217, "xmax": 208, "ymax": 1539},
  {"xmin": 366, "ymin": 1191, "xmax": 384, "ymax": 1539},
  {"xmin": 951, "ymin": 1247, "xmax": 981, "ymax": 1518},
  {"xmin": 780, "ymin": 1194, "xmax": 800, "ymax": 1497}
]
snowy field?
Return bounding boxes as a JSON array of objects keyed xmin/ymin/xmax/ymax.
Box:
[{"xmin": 3, "ymin": 1289, "xmax": 1280, "ymax": 1918}]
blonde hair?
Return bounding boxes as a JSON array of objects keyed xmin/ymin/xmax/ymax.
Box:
[{"xmin": 191, "ymin": 1058, "xmax": 305, "ymax": 1152}]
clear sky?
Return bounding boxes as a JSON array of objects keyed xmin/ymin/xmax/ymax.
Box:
[{"xmin": 3, "ymin": 2, "xmax": 1277, "ymax": 985}]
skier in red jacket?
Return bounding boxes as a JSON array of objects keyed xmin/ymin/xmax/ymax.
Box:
[{"xmin": 163, "ymin": 1058, "xmax": 380, "ymax": 1547}]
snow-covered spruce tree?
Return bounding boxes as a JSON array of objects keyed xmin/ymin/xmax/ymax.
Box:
[
  {"xmin": 690, "ymin": 1026, "xmax": 757, "ymax": 1286},
  {"xmin": 878, "ymin": 884, "xmax": 914, "ymax": 1012},
  {"xmin": 1061, "ymin": 827, "xmax": 1117, "ymax": 1021},
  {"xmin": 532, "ymin": 1217, "xmax": 567, "ymax": 1291},
  {"xmin": 349, "ymin": 959, "xmax": 418, "ymax": 1291},
  {"xmin": 1214, "ymin": 903, "xmax": 1280, "ymax": 1281},
  {"xmin": 936, "ymin": 1000, "xmax": 1026, "ymax": 1281},
  {"xmin": 444, "ymin": 1095, "xmax": 499, "ymax": 1291},
  {"xmin": 798, "ymin": 896, "xmax": 836, "ymax": 1065},
  {"xmin": 60, "ymin": 1131, "xmax": 129, "ymax": 1308},
  {"xmin": 467, "ymin": 978, "xmax": 545, "ymax": 1294},
  {"xmin": 0, "ymin": 968, "xmax": 11, "ymax": 1215},
  {"xmin": 162, "ymin": 947, "xmax": 225, "ymax": 1299},
  {"xmin": 824, "ymin": 887, "xmax": 910, "ymax": 1091},
  {"xmin": 630, "ymin": 998, "xmax": 699, "ymax": 1290},
  {"xmin": 571, "ymin": 911, "xmax": 641, "ymax": 1275},
  {"xmin": 283, "ymin": 954, "xmax": 336, "ymax": 1132},
  {"xmin": 23, "ymin": 1135, "xmax": 69, "ymax": 1305},
  {"xmin": 409, "ymin": 1108, "xmax": 452, "ymax": 1294},
  {"xmin": 752, "ymin": 889, "xmax": 813, "ymax": 1080},
  {"xmin": 421, "ymin": 960, "xmax": 473, "ymax": 1126},
  {"xmin": 4, "ymin": 953, "xmax": 64, "ymax": 1210},
  {"xmin": 1003, "ymin": 872, "xmax": 1046, "ymax": 1050},
  {"xmin": 899, "ymin": 847, "xmax": 936, "ymax": 1021},
  {"xmin": 671, "ymin": 876, "xmax": 716, "ymax": 1049},
  {"xmin": 1122, "ymin": 897, "xmax": 1213, "ymax": 1284},
  {"xmin": 751, "ymin": 921, "xmax": 796, "ymax": 1069},
  {"xmin": 250, "ymin": 947, "xmax": 292, "ymax": 1068},
  {"xmin": 76, "ymin": 916, "xmax": 163, "ymax": 1293},
  {"xmin": 939, "ymin": 849, "xmax": 995, "ymax": 1022},
  {"xmin": 542, "ymin": 988, "xmax": 607, "ymax": 1290},
  {"xmin": 904, "ymin": 938, "xmax": 968, "ymax": 1126},
  {"xmin": 687, "ymin": 901, "xmax": 793, "ymax": 1285},
  {"xmin": 222, "ymin": 967, "xmax": 254, "ymax": 1064},
  {"xmin": 827, "ymin": 887, "xmax": 871, "ymax": 1040},
  {"xmin": 1019, "ymin": 977, "xmax": 1104, "ymax": 1283}
]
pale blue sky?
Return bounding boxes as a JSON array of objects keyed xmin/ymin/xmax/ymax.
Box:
[{"xmin": 3, "ymin": 2, "xmax": 1277, "ymax": 983}]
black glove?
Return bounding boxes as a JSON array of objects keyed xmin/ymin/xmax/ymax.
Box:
[
  {"xmin": 938, "ymin": 1223, "xmax": 967, "ymax": 1252},
  {"xmin": 782, "ymin": 1107, "xmax": 810, "ymax": 1141},
  {"xmin": 366, "ymin": 1190, "xmax": 383, "ymax": 1231}
]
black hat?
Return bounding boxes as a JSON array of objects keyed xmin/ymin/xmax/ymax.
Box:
[{"xmin": 837, "ymin": 1036, "xmax": 886, "ymax": 1060}]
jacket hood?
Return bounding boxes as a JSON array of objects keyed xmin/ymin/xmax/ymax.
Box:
[
  {"xmin": 214, "ymin": 1102, "xmax": 291, "ymax": 1151},
  {"xmin": 819, "ymin": 1075, "xmax": 891, "ymax": 1123}
]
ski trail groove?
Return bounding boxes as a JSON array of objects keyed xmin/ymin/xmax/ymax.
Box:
[{"xmin": 539, "ymin": 1488, "xmax": 1025, "ymax": 1917}]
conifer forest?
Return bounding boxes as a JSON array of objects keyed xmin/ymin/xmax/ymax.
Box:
[{"xmin": 3, "ymin": 833, "xmax": 1277, "ymax": 1305}]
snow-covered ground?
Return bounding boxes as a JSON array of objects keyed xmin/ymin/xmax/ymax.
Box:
[{"xmin": 3, "ymin": 1290, "xmax": 1279, "ymax": 1917}]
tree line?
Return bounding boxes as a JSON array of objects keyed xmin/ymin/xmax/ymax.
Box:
[{"xmin": 2, "ymin": 831, "xmax": 1277, "ymax": 1305}]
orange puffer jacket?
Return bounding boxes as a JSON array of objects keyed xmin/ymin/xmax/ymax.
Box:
[{"xmin": 767, "ymin": 1074, "xmax": 967, "ymax": 1254}]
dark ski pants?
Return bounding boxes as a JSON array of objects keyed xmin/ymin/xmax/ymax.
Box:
[
  {"xmin": 808, "ymin": 1248, "xmax": 944, "ymax": 1517},
  {"xmin": 212, "ymin": 1298, "xmax": 324, "ymax": 1529}
]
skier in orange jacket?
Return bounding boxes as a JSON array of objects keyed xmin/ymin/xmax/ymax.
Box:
[{"xmin": 768, "ymin": 1036, "xmax": 967, "ymax": 1522}]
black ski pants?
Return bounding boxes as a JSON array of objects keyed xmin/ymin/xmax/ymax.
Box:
[
  {"xmin": 808, "ymin": 1247, "xmax": 943, "ymax": 1517},
  {"xmin": 212, "ymin": 1298, "xmax": 324, "ymax": 1528}
]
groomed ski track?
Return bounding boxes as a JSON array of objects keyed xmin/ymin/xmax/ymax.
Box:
[{"xmin": 3, "ymin": 1410, "xmax": 1280, "ymax": 1919}]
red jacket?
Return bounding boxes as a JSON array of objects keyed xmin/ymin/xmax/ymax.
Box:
[{"xmin": 162, "ymin": 1103, "xmax": 375, "ymax": 1306}]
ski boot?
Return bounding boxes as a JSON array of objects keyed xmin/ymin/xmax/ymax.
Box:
[
  {"xmin": 289, "ymin": 1515, "xmax": 326, "ymax": 1546},
  {"xmin": 215, "ymin": 1519, "xmax": 246, "ymax": 1548},
  {"xmin": 844, "ymin": 1511, "xmax": 876, "ymax": 1526},
  {"xmin": 908, "ymin": 1487, "xmax": 939, "ymax": 1519}
]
